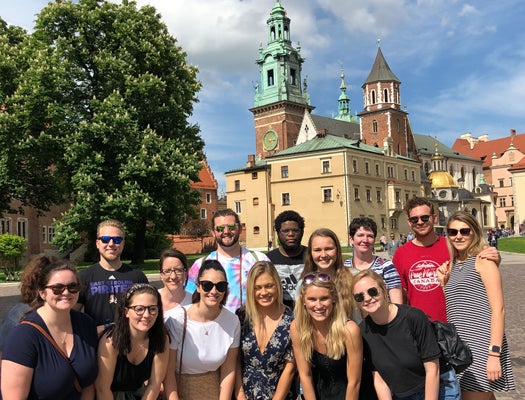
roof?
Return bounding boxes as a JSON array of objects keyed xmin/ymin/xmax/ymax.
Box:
[
  {"xmin": 428, "ymin": 171, "xmax": 457, "ymax": 188},
  {"xmin": 311, "ymin": 115, "xmax": 360, "ymax": 139},
  {"xmin": 191, "ymin": 158, "xmax": 218, "ymax": 190},
  {"xmin": 225, "ymin": 159, "xmax": 268, "ymax": 174},
  {"xmin": 452, "ymin": 132, "xmax": 525, "ymax": 168},
  {"xmin": 413, "ymin": 134, "xmax": 479, "ymax": 162},
  {"xmin": 508, "ymin": 156, "xmax": 525, "ymax": 172},
  {"xmin": 363, "ymin": 47, "xmax": 400, "ymax": 86}
]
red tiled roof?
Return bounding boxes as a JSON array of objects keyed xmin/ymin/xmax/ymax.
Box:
[
  {"xmin": 508, "ymin": 156, "xmax": 525, "ymax": 171},
  {"xmin": 191, "ymin": 158, "xmax": 218, "ymax": 189},
  {"xmin": 452, "ymin": 132, "xmax": 525, "ymax": 168}
]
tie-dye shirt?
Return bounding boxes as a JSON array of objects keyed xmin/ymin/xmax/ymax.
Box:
[{"xmin": 186, "ymin": 248, "xmax": 269, "ymax": 312}]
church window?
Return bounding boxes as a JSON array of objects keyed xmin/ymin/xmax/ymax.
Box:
[
  {"xmin": 371, "ymin": 90, "xmax": 376, "ymax": 104},
  {"xmin": 282, "ymin": 192, "xmax": 290, "ymax": 206},
  {"xmin": 267, "ymin": 69, "xmax": 274, "ymax": 86},
  {"xmin": 384, "ymin": 89, "xmax": 389, "ymax": 102},
  {"xmin": 290, "ymin": 68, "xmax": 296, "ymax": 85},
  {"xmin": 373, "ymin": 120, "xmax": 378, "ymax": 133}
]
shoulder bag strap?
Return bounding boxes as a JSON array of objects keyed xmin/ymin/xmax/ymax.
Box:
[
  {"xmin": 21, "ymin": 320, "xmax": 82, "ymax": 393},
  {"xmin": 178, "ymin": 307, "xmax": 188, "ymax": 383}
]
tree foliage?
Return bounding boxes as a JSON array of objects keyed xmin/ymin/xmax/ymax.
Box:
[{"xmin": 2, "ymin": 0, "xmax": 204, "ymax": 263}]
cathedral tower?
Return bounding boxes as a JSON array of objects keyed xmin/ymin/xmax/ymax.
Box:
[{"xmin": 250, "ymin": 0, "xmax": 313, "ymax": 158}]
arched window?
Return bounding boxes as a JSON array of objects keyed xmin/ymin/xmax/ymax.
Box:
[
  {"xmin": 384, "ymin": 89, "xmax": 389, "ymax": 102},
  {"xmin": 372, "ymin": 120, "xmax": 378, "ymax": 133},
  {"xmin": 371, "ymin": 90, "xmax": 376, "ymax": 104}
]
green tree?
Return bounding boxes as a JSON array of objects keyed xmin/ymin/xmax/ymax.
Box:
[
  {"xmin": 0, "ymin": 233, "xmax": 26, "ymax": 280},
  {"xmin": 9, "ymin": 0, "xmax": 203, "ymax": 263}
]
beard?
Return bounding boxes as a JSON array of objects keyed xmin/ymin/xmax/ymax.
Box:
[{"xmin": 216, "ymin": 231, "xmax": 240, "ymax": 248}]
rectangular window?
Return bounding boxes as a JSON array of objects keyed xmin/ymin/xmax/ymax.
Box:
[
  {"xmin": 395, "ymin": 191, "xmax": 401, "ymax": 203},
  {"xmin": 48, "ymin": 226, "xmax": 55, "ymax": 242},
  {"xmin": 253, "ymin": 197, "xmax": 259, "ymax": 206},
  {"xmin": 17, "ymin": 218, "xmax": 28, "ymax": 239},
  {"xmin": 252, "ymin": 172, "xmax": 258, "ymax": 179},
  {"xmin": 499, "ymin": 197, "xmax": 506, "ymax": 207},
  {"xmin": 0, "ymin": 218, "xmax": 12, "ymax": 234},
  {"xmin": 390, "ymin": 218, "xmax": 398, "ymax": 229},
  {"xmin": 411, "ymin": 170, "xmax": 416, "ymax": 181},
  {"xmin": 200, "ymin": 208, "xmax": 206, "ymax": 219},
  {"xmin": 322, "ymin": 160, "xmax": 331, "ymax": 174},
  {"xmin": 387, "ymin": 166, "xmax": 395, "ymax": 178},
  {"xmin": 352, "ymin": 159, "xmax": 358, "ymax": 173},
  {"xmin": 381, "ymin": 216, "xmax": 386, "ymax": 230},
  {"xmin": 235, "ymin": 201, "xmax": 242, "ymax": 214},
  {"xmin": 281, "ymin": 165, "xmax": 289, "ymax": 178},
  {"xmin": 376, "ymin": 190, "xmax": 382, "ymax": 202},
  {"xmin": 405, "ymin": 192, "xmax": 410, "ymax": 202},
  {"xmin": 234, "ymin": 180, "xmax": 240, "ymax": 191},
  {"xmin": 267, "ymin": 69, "xmax": 274, "ymax": 86},
  {"xmin": 354, "ymin": 187, "xmax": 360, "ymax": 201},
  {"xmin": 42, "ymin": 226, "xmax": 48, "ymax": 243},
  {"xmin": 375, "ymin": 164, "xmax": 380, "ymax": 176},
  {"xmin": 206, "ymin": 193, "xmax": 212, "ymax": 204},
  {"xmin": 282, "ymin": 193, "xmax": 290, "ymax": 206},
  {"xmin": 322, "ymin": 188, "xmax": 333, "ymax": 202},
  {"xmin": 366, "ymin": 189, "xmax": 372, "ymax": 202},
  {"xmin": 290, "ymin": 68, "xmax": 297, "ymax": 85},
  {"xmin": 365, "ymin": 162, "xmax": 370, "ymax": 175},
  {"xmin": 499, "ymin": 179, "xmax": 504, "ymax": 188}
]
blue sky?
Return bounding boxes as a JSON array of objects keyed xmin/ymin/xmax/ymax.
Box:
[{"xmin": 2, "ymin": 0, "xmax": 525, "ymax": 192}]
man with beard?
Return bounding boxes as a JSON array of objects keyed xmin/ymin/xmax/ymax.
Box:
[
  {"xmin": 186, "ymin": 209, "xmax": 269, "ymax": 312},
  {"xmin": 75, "ymin": 219, "xmax": 148, "ymax": 334},
  {"xmin": 266, "ymin": 210, "xmax": 306, "ymax": 309}
]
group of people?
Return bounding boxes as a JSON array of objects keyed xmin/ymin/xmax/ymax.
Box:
[{"xmin": 0, "ymin": 199, "xmax": 516, "ymax": 400}]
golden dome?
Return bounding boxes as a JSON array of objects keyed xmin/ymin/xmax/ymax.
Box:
[{"xmin": 428, "ymin": 171, "xmax": 458, "ymax": 188}]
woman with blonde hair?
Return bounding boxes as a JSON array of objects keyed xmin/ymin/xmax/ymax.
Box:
[
  {"xmin": 301, "ymin": 228, "xmax": 356, "ymax": 319},
  {"xmin": 235, "ymin": 261, "xmax": 296, "ymax": 399},
  {"xmin": 438, "ymin": 211, "xmax": 515, "ymax": 399},
  {"xmin": 291, "ymin": 272, "xmax": 362, "ymax": 399},
  {"xmin": 352, "ymin": 269, "xmax": 443, "ymax": 400}
]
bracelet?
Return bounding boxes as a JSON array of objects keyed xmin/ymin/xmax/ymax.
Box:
[{"xmin": 488, "ymin": 354, "xmax": 500, "ymax": 357}]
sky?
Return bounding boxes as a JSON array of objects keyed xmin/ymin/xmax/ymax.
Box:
[{"xmin": 2, "ymin": 0, "xmax": 525, "ymax": 192}]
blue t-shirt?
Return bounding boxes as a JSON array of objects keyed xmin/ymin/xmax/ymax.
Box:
[{"xmin": 2, "ymin": 310, "xmax": 98, "ymax": 399}]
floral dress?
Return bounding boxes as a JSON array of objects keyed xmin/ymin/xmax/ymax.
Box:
[{"xmin": 240, "ymin": 307, "xmax": 295, "ymax": 400}]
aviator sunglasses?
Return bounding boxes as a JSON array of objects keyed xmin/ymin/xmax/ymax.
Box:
[
  {"xmin": 98, "ymin": 235, "xmax": 124, "ymax": 244},
  {"xmin": 408, "ymin": 215, "xmax": 432, "ymax": 224},
  {"xmin": 353, "ymin": 287, "xmax": 380, "ymax": 303},
  {"xmin": 199, "ymin": 280, "xmax": 228, "ymax": 292},
  {"xmin": 447, "ymin": 228, "xmax": 471, "ymax": 237},
  {"xmin": 215, "ymin": 224, "xmax": 238, "ymax": 232},
  {"xmin": 45, "ymin": 283, "xmax": 81, "ymax": 295},
  {"xmin": 303, "ymin": 273, "xmax": 331, "ymax": 285}
]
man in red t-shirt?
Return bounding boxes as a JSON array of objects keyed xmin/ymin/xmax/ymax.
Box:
[{"xmin": 393, "ymin": 197, "xmax": 499, "ymax": 321}]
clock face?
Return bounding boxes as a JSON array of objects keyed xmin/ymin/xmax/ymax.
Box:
[{"xmin": 263, "ymin": 130, "xmax": 278, "ymax": 151}]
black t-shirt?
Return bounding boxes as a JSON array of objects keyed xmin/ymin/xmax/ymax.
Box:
[
  {"xmin": 266, "ymin": 246, "xmax": 306, "ymax": 305},
  {"xmin": 78, "ymin": 263, "xmax": 148, "ymax": 325},
  {"xmin": 360, "ymin": 304, "xmax": 441, "ymax": 398}
]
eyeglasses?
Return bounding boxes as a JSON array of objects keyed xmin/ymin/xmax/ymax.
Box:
[
  {"xmin": 127, "ymin": 305, "xmax": 159, "ymax": 316},
  {"xmin": 215, "ymin": 224, "xmax": 238, "ymax": 232},
  {"xmin": 98, "ymin": 236, "xmax": 124, "ymax": 244},
  {"xmin": 45, "ymin": 283, "xmax": 81, "ymax": 295},
  {"xmin": 408, "ymin": 215, "xmax": 432, "ymax": 224},
  {"xmin": 280, "ymin": 228, "xmax": 301, "ymax": 235},
  {"xmin": 303, "ymin": 273, "xmax": 331, "ymax": 285},
  {"xmin": 199, "ymin": 280, "xmax": 228, "ymax": 292},
  {"xmin": 447, "ymin": 228, "xmax": 471, "ymax": 237},
  {"xmin": 161, "ymin": 268, "xmax": 186, "ymax": 276},
  {"xmin": 353, "ymin": 287, "xmax": 380, "ymax": 303}
]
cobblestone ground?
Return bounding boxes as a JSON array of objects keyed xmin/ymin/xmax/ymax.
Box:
[{"xmin": 0, "ymin": 256, "xmax": 523, "ymax": 398}]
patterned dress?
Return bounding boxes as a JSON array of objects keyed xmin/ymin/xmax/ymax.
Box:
[
  {"xmin": 445, "ymin": 256, "xmax": 515, "ymax": 392},
  {"xmin": 240, "ymin": 307, "xmax": 295, "ymax": 400}
]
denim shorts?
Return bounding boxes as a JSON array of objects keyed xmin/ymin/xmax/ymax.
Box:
[{"xmin": 392, "ymin": 368, "xmax": 460, "ymax": 400}]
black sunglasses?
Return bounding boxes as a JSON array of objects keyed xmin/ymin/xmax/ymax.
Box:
[
  {"xmin": 98, "ymin": 235, "xmax": 124, "ymax": 244},
  {"xmin": 353, "ymin": 287, "xmax": 380, "ymax": 303},
  {"xmin": 408, "ymin": 215, "xmax": 432, "ymax": 224},
  {"xmin": 447, "ymin": 228, "xmax": 471, "ymax": 237},
  {"xmin": 303, "ymin": 273, "xmax": 331, "ymax": 285},
  {"xmin": 199, "ymin": 280, "xmax": 228, "ymax": 292},
  {"xmin": 127, "ymin": 305, "xmax": 159, "ymax": 316},
  {"xmin": 45, "ymin": 283, "xmax": 81, "ymax": 295},
  {"xmin": 215, "ymin": 224, "xmax": 238, "ymax": 232}
]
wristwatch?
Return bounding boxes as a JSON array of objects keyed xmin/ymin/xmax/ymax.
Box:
[{"xmin": 489, "ymin": 345, "xmax": 501, "ymax": 353}]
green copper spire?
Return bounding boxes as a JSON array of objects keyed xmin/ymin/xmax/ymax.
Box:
[
  {"xmin": 335, "ymin": 71, "xmax": 358, "ymax": 123},
  {"xmin": 253, "ymin": 1, "xmax": 309, "ymax": 107}
]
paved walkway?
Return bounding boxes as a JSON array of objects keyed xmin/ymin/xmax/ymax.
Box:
[{"xmin": 0, "ymin": 255, "xmax": 523, "ymax": 398}]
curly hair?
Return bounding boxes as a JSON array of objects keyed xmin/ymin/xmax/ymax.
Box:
[
  {"xmin": 404, "ymin": 197, "xmax": 434, "ymax": 216},
  {"xmin": 348, "ymin": 217, "xmax": 377, "ymax": 238},
  {"xmin": 274, "ymin": 210, "xmax": 305, "ymax": 232},
  {"xmin": 20, "ymin": 254, "xmax": 57, "ymax": 305}
]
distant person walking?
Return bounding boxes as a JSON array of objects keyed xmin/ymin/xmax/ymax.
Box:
[{"xmin": 386, "ymin": 233, "xmax": 401, "ymax": 258}]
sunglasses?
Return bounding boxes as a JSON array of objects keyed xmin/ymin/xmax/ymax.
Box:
[
  {"xmin": 127, "ymin": 305, "xmax": 159, "ymax": 316},
  {"xmin": 215, "ymin": 224, "xmax": 238, "ymax": 233},
  {"xmin": 98, "ymin": 236, "xmax": 124, "ymax": 244},
  {"xmin": 447, "ymin": 228, "xmax": 471, "ymax": 237},
  {"xmin": 199, "ymin": 280, "xmax": 228, "ymax": 292},
  {"xmin": 45, "ymin": 283, "xmax": 81, "ymax": 295},
  {"xmin": 161, "ymin": 268, "xmax": 186, "ymax": 276},
  {"xmin": 353, "ymin": 287, "xmax": 380, "ymax": 303},
  {"xmin": 303, "ymin": 273, "xmax": 331, "ymax": 285},
  {"xmin": 408, "ymin": 215, "xmax": 432, "ymax": 224}
]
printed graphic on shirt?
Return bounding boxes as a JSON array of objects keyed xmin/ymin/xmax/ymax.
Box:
[
  {"xmin": 87, "ymin": 279, "xmax": 135, "ymax": 302},
  {"xmin": 408, "ymin": 260, "xmax": 440, "ymax": 292}
]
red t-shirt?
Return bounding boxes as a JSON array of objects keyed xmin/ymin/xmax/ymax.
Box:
[{"xmin": 392, "ymin": 236, "xmax": 449, "ymax": 322}]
